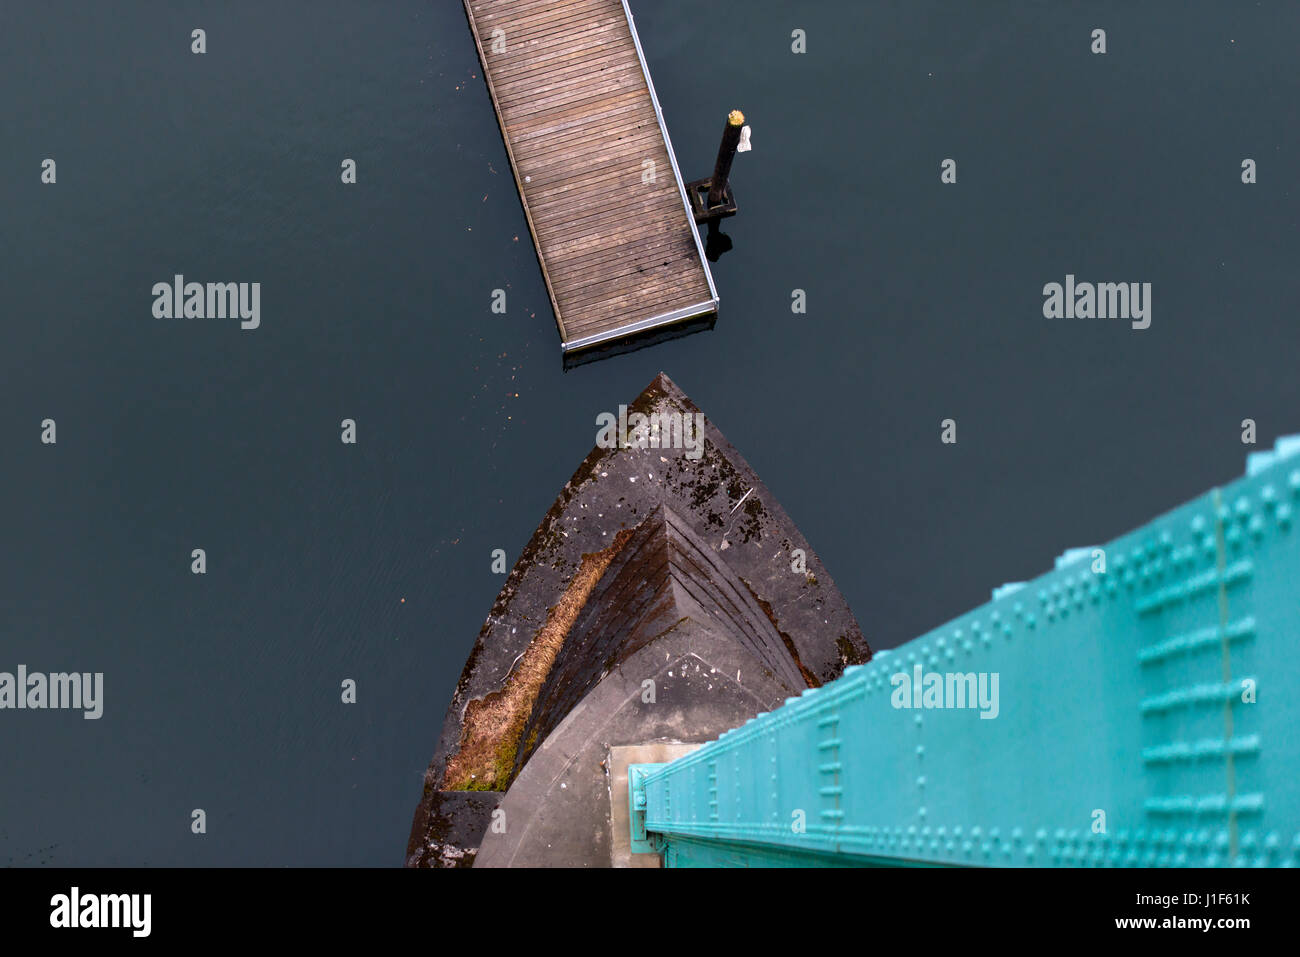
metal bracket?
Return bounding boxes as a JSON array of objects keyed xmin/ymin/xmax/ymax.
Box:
[
  {"xmin": 627, "ymin": 763, "xmax": 665, "ymax": 854},
  {"xmin": 686, "ymin": 178, "xmax": 739, "ymax": 224}
]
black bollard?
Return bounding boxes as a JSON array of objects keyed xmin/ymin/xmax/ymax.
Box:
[
  {"xmin": 687, "ymin": 109, "xmax": 744, "ymax": 224},
  {"xmin": 707, "ymin": 110, "xmax": 745, "ymax": 208}
]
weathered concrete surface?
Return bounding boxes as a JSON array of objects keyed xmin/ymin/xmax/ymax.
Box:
[
  {"xmin": 406, "ymin": 372, "xmax": 870, "ymax": 867},
  {"xmin": 473, "ymin": 626, "xmax": 791, "ymax": 867},
  {"xmin": 513, "ymin": 502, "xmax": 807, "ymax": 779},
  {"xmin": 404, "ymin": 791, "xmax": 499, "ymax": 868}
]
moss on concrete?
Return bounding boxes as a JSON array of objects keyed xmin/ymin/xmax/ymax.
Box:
[{"xmin": 441, "ymin": 528, "xmax": 636, "ymax": 791}]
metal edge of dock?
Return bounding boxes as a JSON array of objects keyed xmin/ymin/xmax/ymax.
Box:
[
  {"xmin": 560, "ymin": 298, "xmax": 719, "ymax": 352},
  {"xmin": 559, "ymin": 0, "xmax": 720, "ymax": 353}
]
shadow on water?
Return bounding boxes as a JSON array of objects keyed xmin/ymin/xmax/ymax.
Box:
[
  {"xmin": 561, "ymin": 314, "xmax": 717, "ymax": 372},
  {"xmin": 704, "ymin": 220, "xmax": 733, "ymax": 262}
]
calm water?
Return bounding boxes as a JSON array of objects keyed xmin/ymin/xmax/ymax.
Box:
[{"xmin": 2, "ymin": 1, "xmax": 1297, "ymax": 865}]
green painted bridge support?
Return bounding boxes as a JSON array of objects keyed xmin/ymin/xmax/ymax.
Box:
[{"xmin": 630, "ymin": 437, "xmax": 1300, "ymax": 867}]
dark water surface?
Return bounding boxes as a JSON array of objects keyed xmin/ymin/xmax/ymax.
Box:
[{"xmin": 2, "ymin": 1, "xmax": 1297, "ymax": 864}]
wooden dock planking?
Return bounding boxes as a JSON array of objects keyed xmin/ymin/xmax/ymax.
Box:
[{"xmin": 465, "ymin": 0, "xmax": 718, "ymax": 352}]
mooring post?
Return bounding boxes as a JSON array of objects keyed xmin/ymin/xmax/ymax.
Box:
[
  {"xmin": 687, "ymin": 109, "xmax": 744, "ymax": 224},
  {"xmin": 707, "ymin": 110, "xmax": 746, "ymax": 208}
]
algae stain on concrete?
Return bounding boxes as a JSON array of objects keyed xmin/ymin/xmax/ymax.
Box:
[
  {"xmin": 746, "ymin": 584, "xmax": 821, "ymax": 689},
  {"xmin": 441, "ymin": 527, "xmax": 636, "ymax": 791}
]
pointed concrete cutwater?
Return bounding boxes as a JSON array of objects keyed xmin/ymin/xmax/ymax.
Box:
[{"xmin": 405, "ymin": 373, "xmax": 870, "ymax": 867}]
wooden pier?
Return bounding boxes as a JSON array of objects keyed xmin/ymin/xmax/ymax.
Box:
[{"xmin": 464, "ymin": 0, "xmax": 718, "ymax": 353}]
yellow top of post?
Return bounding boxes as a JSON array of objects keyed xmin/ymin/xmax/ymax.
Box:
[{"xmin": 728, "ymin": 110, "xmax": 745, "ymax": 126}]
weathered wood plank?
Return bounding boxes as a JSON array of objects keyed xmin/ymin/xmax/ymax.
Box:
[{"xmin": 465, "ymin": 0, "xmax": 716, "ymax": 350}]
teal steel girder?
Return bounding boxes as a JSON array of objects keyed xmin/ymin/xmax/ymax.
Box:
[{"xmin": 633, "ymin": 436, "xmax": 1300, "ymax": 867}]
